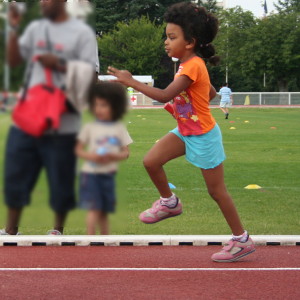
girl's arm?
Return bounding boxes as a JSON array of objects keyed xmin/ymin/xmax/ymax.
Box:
[{"xmin": 107, "ymin": 67, "xmax": 192, "ymax": 103}]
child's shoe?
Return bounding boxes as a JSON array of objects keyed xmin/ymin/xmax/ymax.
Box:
[
  {"xmin": 47, "ymin": 229, "xmax": 62, "ymax": 235},
  {"xmin": 211, "ymin": 236, "xmax": 255, "ymax": 262},
  {"xmin": 139, "ymin": 198, "xmax": 182, "ymax": 224}
]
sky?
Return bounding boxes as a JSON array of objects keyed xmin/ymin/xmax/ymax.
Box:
[{"xmin": 226, "ymin": 0, "xmax": 278, "ymax": 17}]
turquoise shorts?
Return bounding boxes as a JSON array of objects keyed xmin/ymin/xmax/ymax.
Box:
[{"xmin": 170, "ymin": 124, "xmax": 226, "ymax": 169}]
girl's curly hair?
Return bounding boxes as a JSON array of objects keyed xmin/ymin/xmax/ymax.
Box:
[{"xmin": 164, "ymin": 2, "xmax": 220, "ymax": 65}]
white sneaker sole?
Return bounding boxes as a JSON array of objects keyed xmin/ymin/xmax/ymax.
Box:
[{"xmin": 212, "ymin": 248, "xmax": 256, "ymax": 263}]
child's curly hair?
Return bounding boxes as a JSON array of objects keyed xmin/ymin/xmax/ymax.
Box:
[
  {"xmin": 164, "ymin": 2, "xmax": 220, "ymax": 65},
  {"xmin": 88, "ymin": 81, "xmax": 128, "ymax": 121}
]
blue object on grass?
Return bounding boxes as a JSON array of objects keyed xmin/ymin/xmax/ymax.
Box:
[{"xmin": 168, "ymin": 182, "xmax": 176, "ymax": 189}]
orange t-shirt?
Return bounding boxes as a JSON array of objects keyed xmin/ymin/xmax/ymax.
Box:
[{"xmin": 172, "ymin": 56, "xmax": 216, "ymax": 136}]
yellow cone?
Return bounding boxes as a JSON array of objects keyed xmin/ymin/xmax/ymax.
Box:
[
  {"xmin": 230, "ymin": 127, "xmax": 236, "ymax": 130},
  {"xmin": 244, "ymin": 120, "xmax": 249, "ymax": 123},
  {"xmin": 244, "ymin": 95, "xmax": 250, "ymax": 105},
  {"xmin": 244, "ymin": 184, "xmax": 262, "ymax": 190}
]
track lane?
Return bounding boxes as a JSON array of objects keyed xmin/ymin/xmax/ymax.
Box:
[{"xmin": 0, "ymin": 246, "xmax": 299, "ymax": 300}]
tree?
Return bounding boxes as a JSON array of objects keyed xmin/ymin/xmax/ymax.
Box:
[
  {"xmin": 93, "ymin": 0, "xmax": 189, "ymax": 34},
  {"xmin": 98, "ymin": 17, "xmax": 165, "ymax": 79},
  {"xmin": 239, "ymin": 12, "xmax": 300, "ymax": 92},
  {"xmin": 211, "ymin": 7, "xmax": 258, "ymax": 91},
  {"xmin": 275, "ymin": 0, "xmax": 300, "ymax": 13},
  {"xmin": 195, "ymin": 0, "xmax": 219, "ymax": 13}
]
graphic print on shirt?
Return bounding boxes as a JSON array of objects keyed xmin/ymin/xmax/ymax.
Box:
[
  {"xmin": 173, "ymin": 89, "xmax": 203, "ymax": 134},
  {"xmin": 95, "ymin": 136, "xmax": 121, "ymax": 156}
]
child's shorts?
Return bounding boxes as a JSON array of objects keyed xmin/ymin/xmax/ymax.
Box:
[
  {"xmin": 170, "ymin": 124, "xmax": 226, "ymax": 169},
  {"xmin": 79, "ymin": 172, "xmax": 116, "ymax": 212},
  {"xmin": 220, "ymin": 101, "xmax": 231, "ymax": 108}
]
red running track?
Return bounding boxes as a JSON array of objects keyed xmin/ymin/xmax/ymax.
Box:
[{"xmin": 0, "ymin": 246, "xmax": 299, "ymax": 300}]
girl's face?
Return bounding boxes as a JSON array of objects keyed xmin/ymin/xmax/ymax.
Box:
[
  {"xmin": 165, "ymin": 23, "xmax": 195, "ymax": 59},
  {"xmin": 93, "ymin": 97, "xmax": 113, "ymax": 121}
]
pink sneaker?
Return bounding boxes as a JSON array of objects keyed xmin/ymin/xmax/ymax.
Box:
[
  {"xmin": 139, "ymin": 198, "xmax": 182, "ymax": 224},
  {"xmin": 211, "ymin": 236, "xmax": 255, "ymax": 262}
]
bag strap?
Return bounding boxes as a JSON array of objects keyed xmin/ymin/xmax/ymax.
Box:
[
  {"xmin": 44, "ymin": 25, "xmax": 54, "ymax": 86},
  {"xmin": 20, "ymin": 25, "xmax": 54, "ymax": 101},
  {"xmin": 44, "ymin": 25, "xmax": 64, "ymax": 88}
]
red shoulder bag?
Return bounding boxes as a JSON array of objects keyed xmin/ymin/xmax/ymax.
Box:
[{"xmin": 12, "ymin": 58, "xmax": 66, "ymax": 137}]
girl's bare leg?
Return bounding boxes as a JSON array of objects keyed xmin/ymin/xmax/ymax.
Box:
[
  {"xmin": 201, "ymin": 163, "xmax": 244, "ymax": 236},
  {"xmin": 143, "ymin": 133, "xmax": 185, "ymax": 198}
]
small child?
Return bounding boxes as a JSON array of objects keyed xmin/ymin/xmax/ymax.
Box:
[
  {"xmin": 108, "ymin": 2, "xmax": 255, "ymax": 262},
  {"xmin": 75, "ymin": 82, "xmax": 133, "ymax": 235}
]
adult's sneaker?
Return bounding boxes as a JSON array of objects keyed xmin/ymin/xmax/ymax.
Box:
[
  {"xmin": 139, "ymin": 198, "xmax": 182, "ymax": 224},
  {"xmin": 0, "ymin": 229, "xmax": 21, "ymax": 235},
  {"xmin": 211, "ymin": 236, "xmax": 255, "ymax": 262}
]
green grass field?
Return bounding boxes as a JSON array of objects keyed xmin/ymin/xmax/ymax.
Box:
[{"xmin": 0, "ymin": 108, "xmax": 299, "ymax": 235}]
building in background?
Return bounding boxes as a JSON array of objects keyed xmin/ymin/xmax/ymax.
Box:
[{"xmin": 99, "ymin": 75, "xmax": 154, "ymax": 106}]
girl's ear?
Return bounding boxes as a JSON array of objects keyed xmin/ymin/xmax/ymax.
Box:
[{"xmin": 186, "ymin": 38, "xmax": 196, "ymax": 50}]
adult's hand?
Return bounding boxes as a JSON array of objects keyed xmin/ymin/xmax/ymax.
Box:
[
  {"xmin": 38, "ymin": 54, "xmax": 60, "ymax": 70},
  {"xmin": 9, "ymin": 2, "xmax": 22, "ymax": 28}
]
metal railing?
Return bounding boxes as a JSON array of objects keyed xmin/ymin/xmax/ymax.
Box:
[
  {"xmin": 210, "ymin": 92, "xmax": 300, "ymax": 106},
  {"xmin": 150, "ymin": 92, "xmax": 300, "ymax": 106},
  {"xmin": 2, "ymin": 92, "xmax": 300, "ymax": 107}
]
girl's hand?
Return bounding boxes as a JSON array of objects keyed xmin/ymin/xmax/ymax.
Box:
[{"xmin": 107, "ymin": 66, "xmax": 134, "ymax": 86}]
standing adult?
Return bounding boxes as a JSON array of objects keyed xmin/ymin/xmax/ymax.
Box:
[
  {"xmin": 219, "ymin": 83, "xmax": 233, "ymax": 119},
  {"xmin": 1, "ymin": 0, "xmax": 97, "ymax": 235}
]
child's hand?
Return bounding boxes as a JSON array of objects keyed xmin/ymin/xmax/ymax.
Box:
[
  {"xmin": 107, "ymin": 66, "xmax": 133, "ymax": 86},
  {"xmin": 89, "ymin": 153, "xmax": 117, "ymax": 165}
]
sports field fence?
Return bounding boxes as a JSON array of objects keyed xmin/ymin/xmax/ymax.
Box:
[
  {"xmin": 2, "ymin": 91, "xmax": 300, "ymax": 107},
  {"xmin": 151, "ymin": 92, "xmax": 300, "ymax": 106}
]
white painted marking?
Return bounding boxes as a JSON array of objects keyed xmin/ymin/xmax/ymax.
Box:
[
  {"xmin": 0, "ymin": 267, "xmax": 299, "ymax": 272},
  {"xmin": 1, "ymin": 235, "xmax": 299, "ymax": 246},
  {"xmin": 127, "ymin": 187, "xmax": 300, "ymax": 191}
]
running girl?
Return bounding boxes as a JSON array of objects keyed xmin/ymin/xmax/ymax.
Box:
[{"xmin": 108, "ymin": 2, "xmax": 255, "ymax": 262}]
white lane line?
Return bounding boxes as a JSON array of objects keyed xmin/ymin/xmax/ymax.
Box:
[{"xmin": 0, "ymin": 268, "xmax": 300, "ymax": 271}]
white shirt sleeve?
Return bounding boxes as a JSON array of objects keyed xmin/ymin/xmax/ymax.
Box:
[
  {"xmin": 76, "ymin": 26, "xmax": 98, "ymax": 67},
  {"xmin": 119, "ymin": 124, "xmax": 133, "ymax": 146},
  {"xmin": 18, "ymin": 21, "xmax": 39, "ymax": 60}
]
